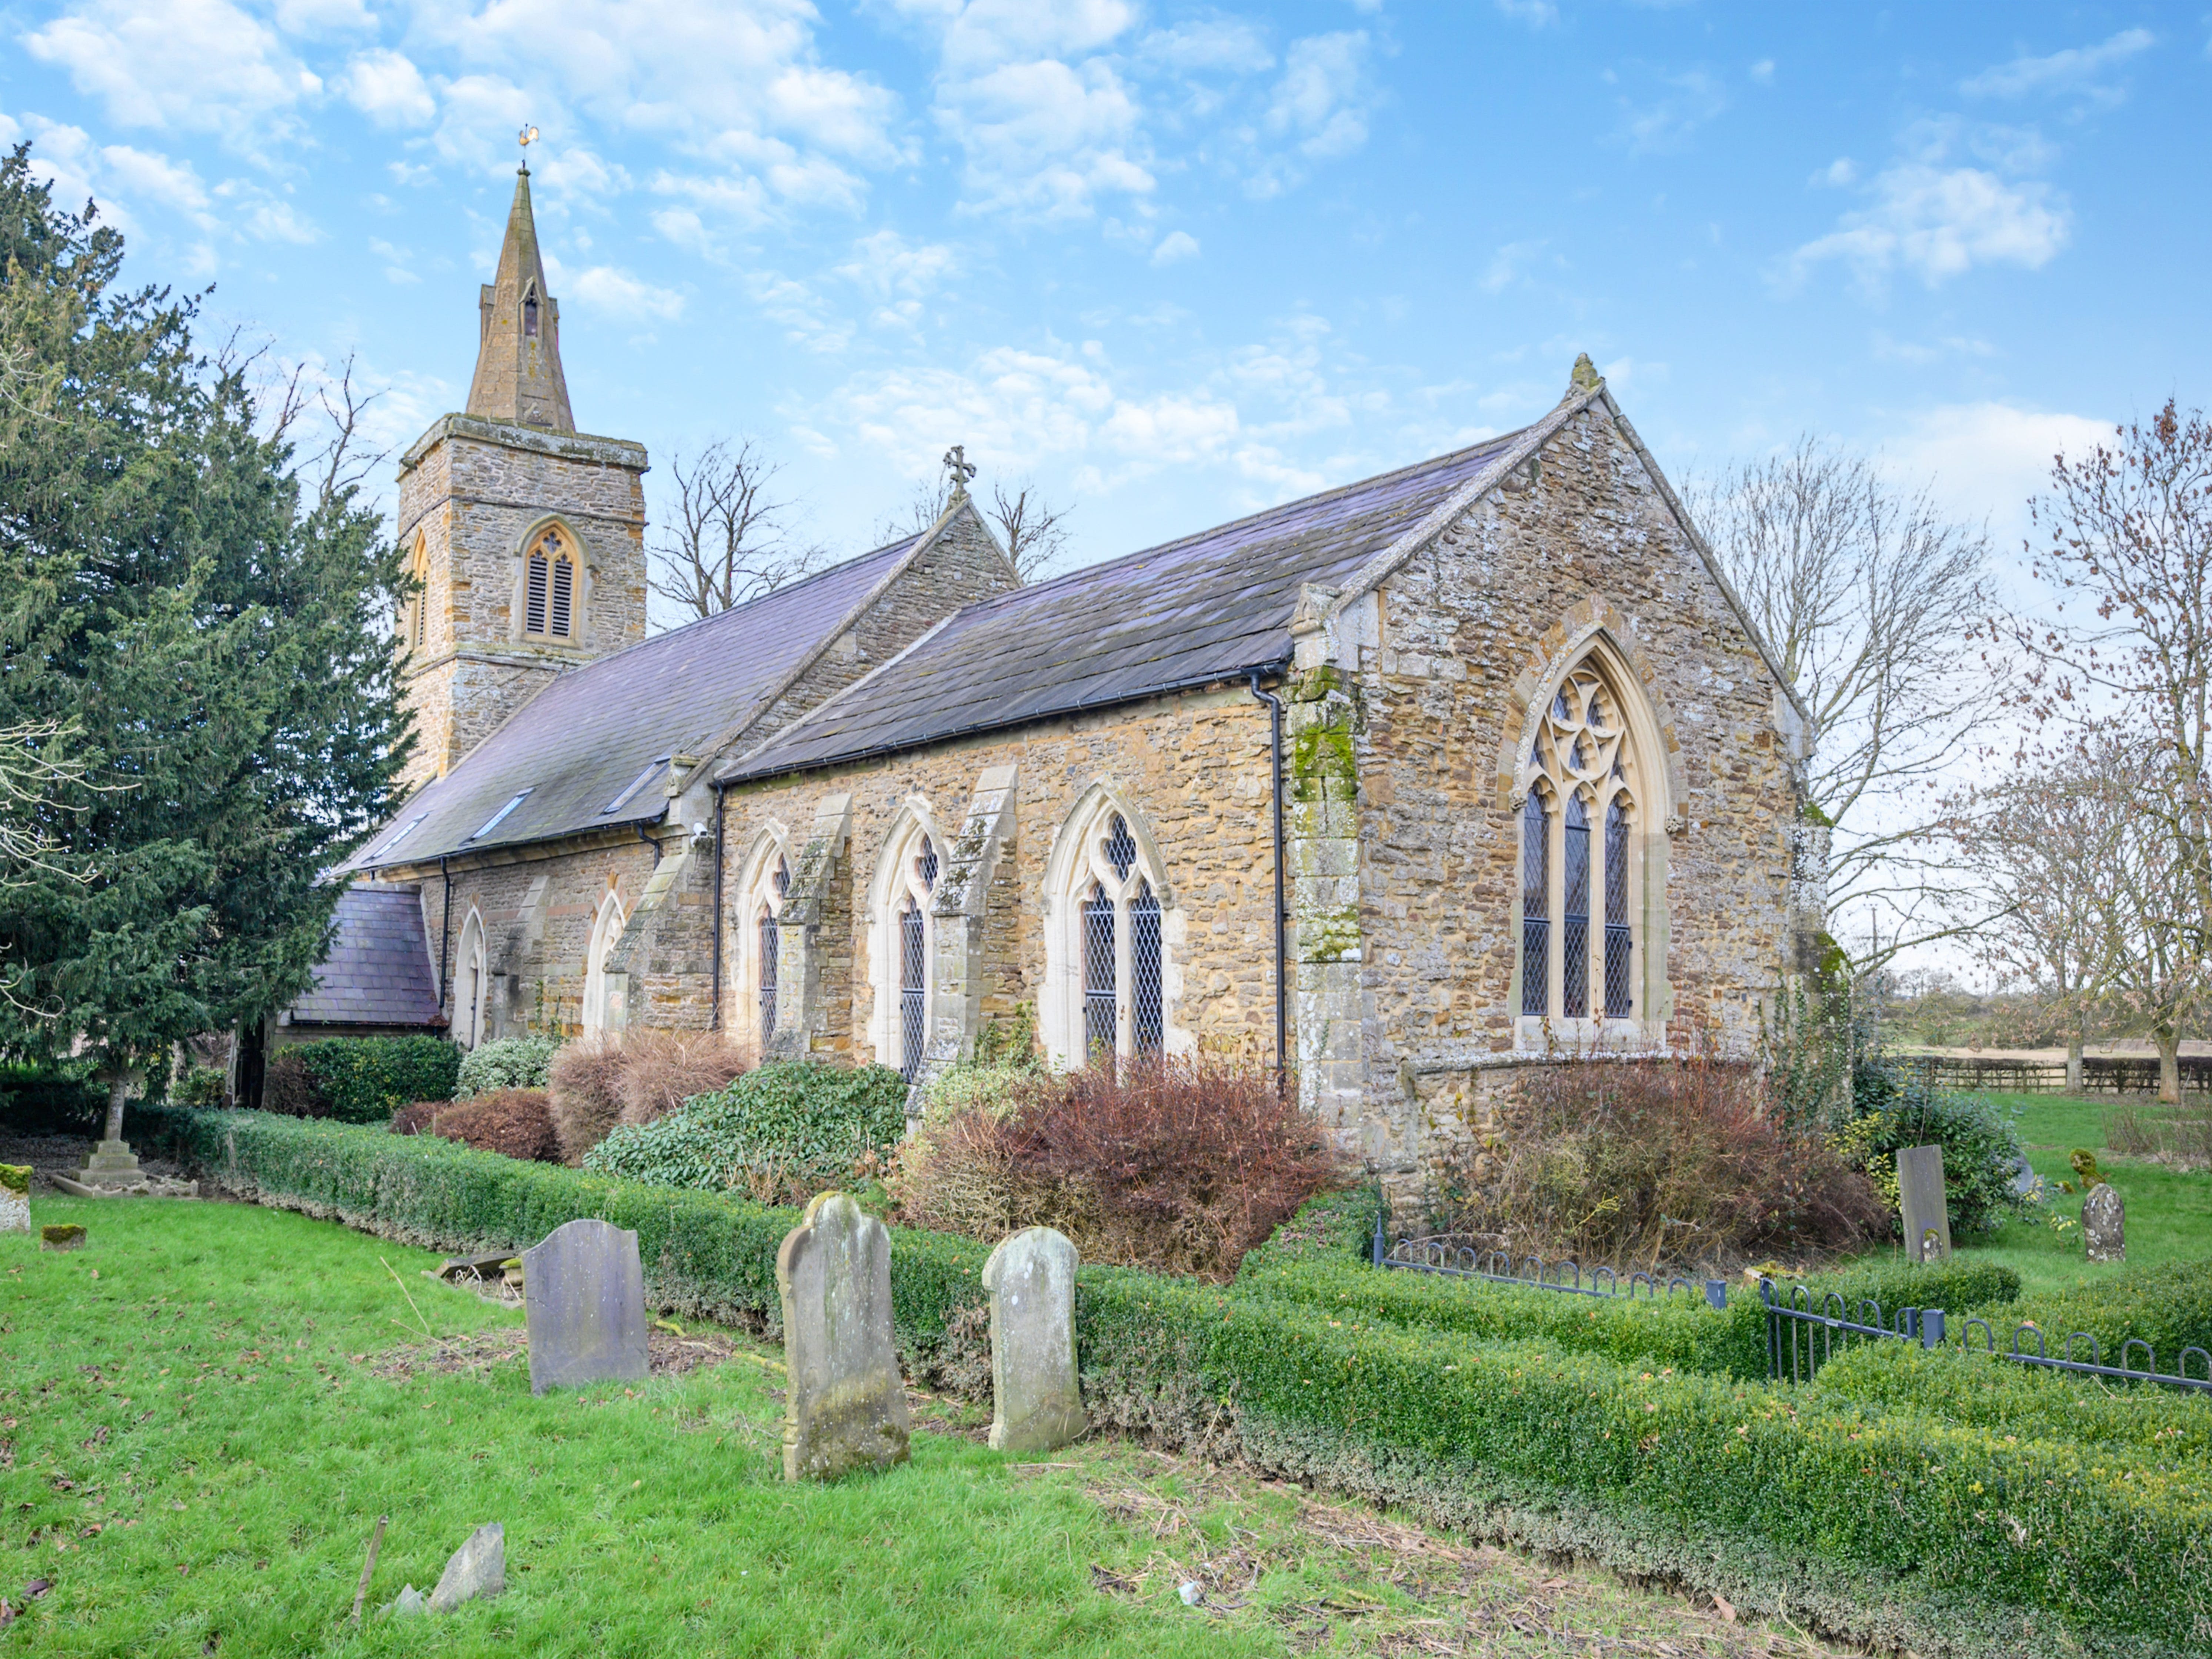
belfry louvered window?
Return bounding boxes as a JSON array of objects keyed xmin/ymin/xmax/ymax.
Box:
[
  {"xmin": 756, "ymin": 854, "xmax": 790, "ymax": 1045},
  {"xmin": 896, "ymin": 834, "xmax": 938, "ymax": 1082},
  {"xmin": 1066, "ymin": 808, "xmax": 1165, "ymax": 1063},
  {"xmin": 1518, "ymin": 659, "xmax": 1645, "ymax": 1025},
  {"xmin": 524, "ymin": 529, "xmax": 575, "ymax": 639}
]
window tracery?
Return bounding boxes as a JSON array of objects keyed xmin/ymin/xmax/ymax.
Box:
[
  {"xmin": 1519, "ymin": 658, "xmax": 1645, "ymax": 1027},
  {"xmin": 1052, "ymin": 805, "xmax": 1164, "ymax": 1064},
  {"xmin": 524, "ymin": 528, "xmax": 577, "ymax": 640}
]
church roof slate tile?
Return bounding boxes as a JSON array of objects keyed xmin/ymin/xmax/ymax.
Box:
[
  {"xmin": 722, "ymin": 427, "xmax": 1525, "ymax": 782},
  {"xmin": 286, "ymin": 883, "xmax": 443, "ymax": 1028},
  {"xmin": 345, "ymin": 535, "xmax": 921, "ymax": 871}
]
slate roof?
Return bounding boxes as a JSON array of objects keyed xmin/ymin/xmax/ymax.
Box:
[
  {"xmin": 344, "ymin": 534, "xmax": 922, "ymax": 871},
  {"xmin": 286, "ymin": 884, "xmax": 443, "ymax": 1028},
  {"xmin": 724, "ymin": 427, "xmax": 1526, "ymax": 781}
]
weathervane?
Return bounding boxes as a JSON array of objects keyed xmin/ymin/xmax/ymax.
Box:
[
  {"xmin": 942, "ymin": 443, "xmax": 978, "ymax": 502},
  {"xmin": 517, "ymin": 123, "xmax": 540, "ymax": 173}
]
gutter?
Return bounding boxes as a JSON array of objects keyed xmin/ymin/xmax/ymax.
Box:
[
  {"xmin": 710, "ymin": 781, "xmax": 727, "ymax": 1030},
  {"xmin": 1248, "ymin": 671, "xmax": 1288, "ymax": 1091}
]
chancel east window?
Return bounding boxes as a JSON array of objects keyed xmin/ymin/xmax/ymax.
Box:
[
  {"xmin": 1519, "ymin": 660, "xmax": 1643, "ymax": 1024},
  {"xmin": 524, "ymin": 529, "xmax": 576, "ymax": 640}
]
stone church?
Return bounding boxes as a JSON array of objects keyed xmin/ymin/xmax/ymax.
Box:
[{"xmin": 299, "ymin": 162, "xmax": 1821, "ymax": 1202}]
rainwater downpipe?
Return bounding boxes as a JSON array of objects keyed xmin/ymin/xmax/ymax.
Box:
[
  {"xmin": 437, "ymin": 855, "xmax": 452, "ymax": 1010},
  {"xmin": 1248, "ymin": 670, "xmax": 1288, "ymax": 1091},
  {"xmin": 710, "ymin": 781, "xmax": 728, "ymax": 1031}
]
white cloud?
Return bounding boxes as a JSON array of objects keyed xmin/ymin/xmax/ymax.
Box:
[
  {"xmin": 837, "ymin": 229, "xmax": 957, "ymax": 300},
  {"xmin": 1150, "ymin": 230, "xmax": 1199, "ymax": 266},
  {"xmin": 1749, "ymin": 59, "xmax": 1775, "ymax": 84},
  {"xmin": 1815, "ymin": 157, "xmax": 1857, "ymax": 187},
  {"xmin": 1961, "ymin": 29, "xmax": 2153, "ymax": 101},
  {"xmin": 1883, "ymin": 401, "xmax": 2111, "ymax": 553},
  {"xmin": 1618, "ymin": 68, "xmax": 1728, "ymax": 154},
  {"xmin": 342, "ymin": 50, "xmax": 436, "ymax": 130},
  {"xmin": 272, "ymin": 0, "xmax": 374, "ymax": 33},
  {"xmin": 938, "ymin": 56, "xmax": 1153, "ymax": 218},
  {"xmin": 1481, "ymin": 238, "xmax": 1544, "ymax": 293},
  {"xmin": 23, "ymin": 0, "xmax": 320, "ymax": 157},
  {"xmin": 1268, "ymin": 33, "xmax": 1371, "ymax": 158},
  {"xmin": 1139, "ymin": 17, "xmax": 1272, "ymax": 75},
  {"xmin": 551, "ymin": 261, "xmax": 687, "ymax": 322},
  {"xmin": 1791, "ymin": 163, "xmax": 2069, "ymax": 289},
  {"xmin": 1494, "ymin": 0, "xmax": 1558, "ymax": 26}
]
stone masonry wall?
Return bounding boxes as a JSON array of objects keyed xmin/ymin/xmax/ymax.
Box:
[{"xmin": 1346, "ymin": 404, "xmax": 1804, "ymax": 1212}]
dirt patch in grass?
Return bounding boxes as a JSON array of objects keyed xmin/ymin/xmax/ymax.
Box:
[{"xmin": 364, "ymin": 1325, "xmax": 752, "ymax": 1383}]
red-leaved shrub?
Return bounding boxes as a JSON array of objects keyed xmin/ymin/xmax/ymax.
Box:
[
  {"xmin": 546, "ymin": 1031, "xmax": 748, "ymax": 1164},
  {"xmin": 1447, "ymin": 1055, "xmax": 1886, "ymax": 1272},
  {"xmin": 896, "ymin": 1059, "xmax": 1351, "ymax": 1279},
  {"xmin": 423, "ymin": 1088, "xmax": 560, "ymax": 1162},
  {"xmin": 389, "ymin": 1099, "xmax": 443, "ymax": 1136}
]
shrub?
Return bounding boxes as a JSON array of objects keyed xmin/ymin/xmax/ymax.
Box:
[
  {"xmin": 177, "ymin": 1066, "xmax": 228, "ymax": 1108},
  {"xmin": 425, "ymin": 1088, "xmax": 561, "ymax": 1162},
  {"xmin": 456, "ymin": 1035, "xmax": 559, "ymax": 1098},
  {"xmin": 547, "ymin": 1036, "xmax": 628, "ymax": 1162},
  {"xmin": 897, "ymin": 1058, "xmax": 1352, "ymax": 1279},
  {"xmin": 262, "ymin": 1051, "xmax": 317, "ymax": 1118},
  {"xmin": 1839, "ymin": 1071, "xmax": 2026, "ymax": 1238},
  {"xmin": 586, "ymin": 1060, "xmax": 909, "ymax": 1202},
  {"xmin": 389, "ymin": 1100, "xmax": 443, "ymax": 1136},
  {"xmin": 613, "ymin": 1029, "xmax": 747, "ymax": 1127},
  {"xmin": 1983, "ymin": 1259, "xmax": 2212, "ymax": 1377},
  {"xmin": 0, "ymin": 1061, "xmax": 104, "ymax": 1134},
  {"xmin": 261, "ymin": 1036, "xmax": 461, "ymax": 1123},
  {"xmin": 1448, "ymin": 1056, "xmax": 1888, "ymax": 1272}
]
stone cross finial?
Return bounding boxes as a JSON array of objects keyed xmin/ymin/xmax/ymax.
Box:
[{"xmin": 942, "ymin": 444, "xmax": 978, "ymax": 502}]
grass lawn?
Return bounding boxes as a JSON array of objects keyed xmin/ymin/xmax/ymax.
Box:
[
  {"xmin": 1929, "ymin": 1091, "xmax": 2212, "ymax": 1299},
  {"xmin": 1, "ymin": 1196, "xmax": 1794, "ymax": 1658}
]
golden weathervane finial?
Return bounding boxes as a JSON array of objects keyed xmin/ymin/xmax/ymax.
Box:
[{"xmin": 517, "ymin": 124, "xmax": 540, "ymax": 171}]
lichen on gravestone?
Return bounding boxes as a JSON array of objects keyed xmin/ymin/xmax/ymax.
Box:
[
  {"xmin": 776, "ymin": 1190, "xmax": 910, "ymax": 1481},
  {"xmin": 0, "ymin": 1164, "xmax": 29, "ymax": 1197},
  {"xmin": 39, "ymin": 1224, "xmax": 85, "ymax": 1251},
  {"xmin": 982, "ymin": 1226, "xmax": 1087, "ymax": 1454},
  {"xmin": 2082, "ymin": 1182, "xmax": 2125, "ymax": 1264}
]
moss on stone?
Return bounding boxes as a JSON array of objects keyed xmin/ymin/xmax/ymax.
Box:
[
  {"xmin": 0, "ymin": 1164, "xmax": 29, "ymax": 1197},
  {"xmin": 1301, "ymin": 905, "xmax": 1364, "ymax": 964}
]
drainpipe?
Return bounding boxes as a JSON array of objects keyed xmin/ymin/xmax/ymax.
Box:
[
  {"xmin": 637, "ymin": 823, "xmax": 662, "ymax": 868},
  {"xmin": 710, "ymin": 781, "xmax": 727, "ymax": 1030},
  {"xmin": 437, "ymin": 855, "xmax": 452, "ymax": 1009},
  {"xmin": 1249, "ymin": 671, "xmax": 1288, "ymax": 1091}
]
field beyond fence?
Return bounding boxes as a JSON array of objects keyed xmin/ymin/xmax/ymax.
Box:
[{"xmin": 1894, "ymin": 1053, "xmax": 2212, "ymax": 1095}]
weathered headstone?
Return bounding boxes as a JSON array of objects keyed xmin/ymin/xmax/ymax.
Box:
[
  {"xmin": 2083, "ymin": 1181, "xmax": 2125, "ymax": 1263},
  {"xmin": 428, "ymin": 1522, "xmax": 505, "ymax": 1612},
  {"xmin": 1896, "ymin": 1144, "xmax": 1952, "ymax": 1264},
  {"xmin": 777, "ymin": 1190, "xmax": 910, "ymax": 1480},
  {"xmin": 39, "ymin": 1224, "xmax": 85, "ymax": 1252},
  {"xmin": 982, "ymin": 1226, "xmax": 1087, "ymax": 1454},
  {"xmin": 0, "ymin": 1165, "xmax": 29, "ymax": 1234},
  {"xmin": 2005, "ymin": 1155, "xmax": 2044, "ymax": 1200},
  {"xmin": 521, "ymin": 1219, "xmax": 648, "ymax": 1396}
]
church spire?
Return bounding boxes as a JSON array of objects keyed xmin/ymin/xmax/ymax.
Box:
[{"xmin": 466, "ymin": 157, "xmax": 575, "ymax": 434}]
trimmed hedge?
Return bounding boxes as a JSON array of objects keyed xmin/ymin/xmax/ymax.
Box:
[
  {"xmin": 282, "ymin": 1036, "xmax": 462, "ymax": 1123},
  {"xmin": 0, "ymin": 1061, "xmax": 103, "ymax": 1134},
  {"xmin": 1975, "ymin": 1260, "xmax": 2212, "ymax": 1378},
  {"xmin": 135, "ymin": 1108, "xmax": 2208, "ymax": 1658}
]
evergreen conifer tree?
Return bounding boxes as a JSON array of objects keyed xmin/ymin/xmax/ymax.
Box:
[{"xmin": 0, "ymin": 144, "xmax": 412, "ymax": 1134}]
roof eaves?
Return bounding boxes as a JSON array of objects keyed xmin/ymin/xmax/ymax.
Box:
[
  {"xmin": 1594, "ymin": 387, "xmax": 1813, "ymax": 730},
  {"xmin": 1324, "ymin": 382, "xmax": 1607, "ymax": 624}
]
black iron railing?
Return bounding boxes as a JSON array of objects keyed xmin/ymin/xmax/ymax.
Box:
[{"xmin": 1372, "ymin": 1218, "xmax": 1728, "ymax": 1308}]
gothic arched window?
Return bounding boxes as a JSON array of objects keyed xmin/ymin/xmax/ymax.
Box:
[
  {"xmin": 452, "ymin": 908, "xmax": 488, "ymax": 1050},
  {"xmin": 1518, "ymin": 655, "xmax": 1650, "ymax": 1028},
  {"xmin": 1050, "ymin": 800, "xmax": 1167, "ymax": 1065},
  {"xmin": 746, "ymin": 850, "xmax": 791, "ymax": 1049},
  {"xmin": 872, "ymin": 820, "xmax": 940, "ymax": 1082},
  {"xmin": 580, "ymin": 889, "xmax": 625, "ymax": 1037},
  {"xmin": 524, "ymin": 528, "xmax": 577, "ymax": 640},
  {"xmin": 407, "ymin": 535, "xmax": 430, "ymax": 655}
]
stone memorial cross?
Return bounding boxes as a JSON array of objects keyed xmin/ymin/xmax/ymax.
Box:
[
  {"xmin": 521, "ymin": 1218, "xmax": 650, "ymax": 1396},
  {"xmin": 982, "ymin": 1226, "xmax": 1087, "ymax": 1454},
  {"xmin": 776, "ymin": 1190, "xmax": 911, "ymax": 1481},
  {"xmin": 2082, "ymin": 1181, "xmax": 2125, "ymax": 1264},
  {"xmin": 1896, "ymin": 1144, "xmax": 1952, "ymax": 1264}
]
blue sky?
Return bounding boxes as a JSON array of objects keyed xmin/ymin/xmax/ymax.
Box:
[{"xmin": 3, "ymin": 1, "xmax": 2204, "ymax": 611}]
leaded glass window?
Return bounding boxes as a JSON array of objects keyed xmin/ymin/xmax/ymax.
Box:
[
  {"xmin": 1082, "ymin": 883, "xmax": 1117, "ymax": 1057},
  {"xmin": 1063, "ymin": 807, "xmax": 1168, "ymax": 1063},
  {"xmin": 1517, "ymin": 658, "xmax": 1644, "ymax": 1025},
  {"xmin": 892, "ymin": 832, "xmax": 938, "ymax": 1081},
  {"xmin": 754, "ymin": 854, "xmax": 790, "ymax": 1045}
]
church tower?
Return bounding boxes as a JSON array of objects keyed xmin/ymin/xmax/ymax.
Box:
[{"xmin": 394, "ymin": 156, "xmax": 649, "ymax": 791}]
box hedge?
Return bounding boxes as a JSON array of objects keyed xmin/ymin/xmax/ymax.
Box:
[
  {"xmin": 1974, "ymin": 1260, "xmax": 2212, "ymax": 1378},
  {"xmin": 134, "ymin": 1108, "xmax": 2209, "ymax": 1658},
  {"xmin": 276, "ymin": 1036, "xmax": 462, "ymax": 1123}
]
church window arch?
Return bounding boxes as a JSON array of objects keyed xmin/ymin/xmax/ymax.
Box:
[
  {"xmin": 735, "ymin": 833, "xmax": 793, "ymax": 1054},
  {"xmin": 452, "ymin": 907, "xmax": 489, "ymax": 1050},
  {"xmin": 1044, "ymin": 793, "xmax": 1171, "ymax": 1067},
  {"xmin": 866, "ymin": 805, "xmax": 944, "ymax": 1082},
  {"xmin": 580, "ymin": 887, "xmax": 626, "ymax": 1038},
  {"xmin": 406, "ymin": 534, "xmax": 430, "ymax": 655},
  {"xmin": 521, "ymin": 525, "xmax": 580, "ymax": 641},
  {"xmin": 523, "ymin": 282, "xmax": 540, "ymax": 340},
  {"xmin": 1516, "ymin": 651, "xmax": 1657, "ymax": 1035}
]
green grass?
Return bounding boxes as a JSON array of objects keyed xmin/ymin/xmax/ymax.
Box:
[
  {"xmin": 1926, "ymin": 1091, "xmax": 2212, "ymax": 1299},
  {"xmin": 1, "ymin": 1197, "xmax": 1784, "ymax": 1658}
]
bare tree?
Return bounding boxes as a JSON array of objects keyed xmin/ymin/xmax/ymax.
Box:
[
  {"xmin": 0, "ymin": 719, "xmax": 93, "ymax": 888},
  {"xmin": 650, "ymin": 438, "xmax": 818, "ymax": 621},
  {"xmin": 1954, "ymin": 740, "xmax": 2135, "ymax": 1090},
  {"xmin": 2008, "ymin": 400, "xmax": 2212, "ymax": 1101},
  {"xmin": 880, "ymin": 471, "xmax": 1074, "ymax": 583},
  {"xmin": 1692, "ymin": 438, "xmax": 1997, "ymax": 968}
]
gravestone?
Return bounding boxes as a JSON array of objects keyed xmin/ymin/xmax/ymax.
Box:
[
  {"xmin": 521, "ymin": 1219, "xmax": 648, "ymax": 1396},
  {"xmin": 2005, "ymin": 1155, "xmax": 2044, "ymax": 1200},
  {"xmin": 982, "ymin": 1226, "xmax": 1087, "ymax": 1454},
  {"xmin": 2082, "ymin": 1181, "xmax": 2125, "ymax": 1263},
  {"xmin": 39, "ymin": 1224, "xmax": 85, "ymax": 1252},
  {"xmin": 1896, "ymin": 1144, "xmax": 1952, "ymax": 1264},
  {"xmin": 777, "ymin": 1191, "xmax": 910, "ymax": 1480},
  {"xmin": 428, "ymin": 1522, "xmax": 505, "ymax": 1612},
  {"xmin": 0, "ymin": 1165, "xmax": 29, "ymax": 1234}
]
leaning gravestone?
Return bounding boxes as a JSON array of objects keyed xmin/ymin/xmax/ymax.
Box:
[
  {"xmin": 521, "ymin": 1219, "xmax": 649, "ymax": 1396},
  {"xmin": 982, "ymin": 1226, "xmax": 1087, "ymax": 1454},
  {"xmin": 777, "ymin": 1191, "xmax": 910, "ymax": 1481},
  {"xmin": 0, "ymin": 1165, "xmax": 29, "ymax": 1234},
  {"xmin": 1896, "ymin": 1144, "xmax": 1952, "ymax": 1264},
  {"xmin": 2082, "ymin": 1181, "xmax": 2125, "ymax": 1264}
]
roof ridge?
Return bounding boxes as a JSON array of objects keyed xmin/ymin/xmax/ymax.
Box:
[{"xmin": 954, "ymin": 421, "xmax": 1533, "ymax": 614}]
